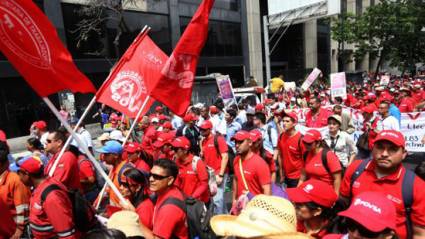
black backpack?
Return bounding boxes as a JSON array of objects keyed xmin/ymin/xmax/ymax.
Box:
[
  {"xmin": 349, "ymin": 159, "xmax": 415, "ymax": 239},
  {"xmin": 158, "ymin": 195, "xmax": 216, "ymax": 239},
  {"xmin": 40, "ymin": 184, "xmax": 97, "ymax": 232}
]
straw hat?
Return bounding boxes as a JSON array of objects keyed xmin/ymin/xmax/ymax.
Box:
[
  {"xmin": 97, "ymin": 132, "xmax": 110, "ymax": 141},
  {"xmin": 211, "ymin": 195, "xmax": 300, "ymax": 238},
  {"xmin": 107, "ymin": 211, "xmax": 144, "ymax": 237}
]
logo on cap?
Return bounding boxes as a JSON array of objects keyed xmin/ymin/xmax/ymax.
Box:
[
  {"xmin": 380, "ymin": 131, "xmax": 400, "ymax": 139},
  {"xmin": 303, "ymin": 184, "xmax": 314, "ymax": 193},
  {"xmin": 354, "ymin": 198, "xmax": 382, "ymax": 214}
]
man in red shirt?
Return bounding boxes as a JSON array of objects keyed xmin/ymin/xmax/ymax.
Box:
[
  {"xmin": 18, "ymin": 157, "xmax": 77, "ymax": 239},
  {"xmin": 44, "ymin": 130, "xmax": 81, "ymax": 191},
  {"xmin": 172, "ymin": 137, "xmax": 209, "ymax": 203},
  {"xmin": 398, "ymin": 87, "xmax": 415, "ymax": 113},
  {"xmin": 277, "ymin": 111, "xmax": 304, "ymax": 188},
  {"xmin": 139, "ymin": 159, "xmax": 188, "ymax": 239},
  {"xmin": 200, "ymin": 120, "xmax": 228, "ymax": 214},
  {"xmin": 140, "ymin": 117, "xmax": 157, "ymax": 156},
  {"xmin": 231, "ymin": 131, "xmax": 271, "ymax": 202},
  {"xmin": 152, "ymin": 132, "xmax": 175, "ymax": 161},
  {"xmin": 249, "ymin": 129, "xmax": 276, "ymax": 181},
  {"xmin": 339, "ymin": 130, "xmax": 425, "ymax": 238},
  {"xmin": 125, "ymin": 142, "xmax": 150, "ymax": 172},
  {"xmin": 305, "ymin": 97, "xmax": 332, "ymax": 128}
]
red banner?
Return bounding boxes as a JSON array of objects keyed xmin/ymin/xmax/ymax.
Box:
[
  {"xmin": 97, "ymin": 32, "xmax": 167, "ymax": 118},
  {"xmin": 150, "ymin": 0, "xmax": 215, "ymax": 116},
  {"xmin": 0, "ymin": 0, "xmax": 96, "ymax": 96}
]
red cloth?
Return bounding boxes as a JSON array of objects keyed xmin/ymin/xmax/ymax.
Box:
[
  {"xmin": 278, "ymin": 132, "xmax": 304, "ymax": 179},
  {"xmin": 304, "ymin": 149, "xmax": 342, "ymax": 187},
  {"xmin": 29, "ymin": 178, "xmax": 77, "ymax": 239},
  {"xmin": 132, "ymin": 159, "xmax": 151, "ymax": 172},
  {"xmin": 140, "ymin": 126, "xmax": 157, "ymax": 155},
  {"xmin": 150, "ymin": 0, "xmax": 214, "ymax": 116},
  {"xmin": 340, "ymin": 160, "xmax": 425, "ymax": 239},
  {"xmin": 97, "ymin": 34, "xmax": 165, "ymax": 118},
  {"xmin": 0, "ymin": 0, "xmax": 95, "ymax": 97},
  {"xmin": 136, "ymin": 199, "xmax": 154, "ymax": 230},
  {"xmin": 153, "ymin": 186, "xmax": 188, "ymax": 239},
  {"xmin": 202, "ymin": 134, "xmax": 228, "ymax": 174},
  {"xmin": 176, "ymin": 154, "xmax": 210, "ymax": 203},
  {"xmin": 305, "ymin": 108, "xmax": 332, "ymax": 128},
  {"xmin": 398, "ymin": 97, "xmax": 415, "ymax": 113},
  {"xmin": 233, "ymin": 154, "xmax": 271, "ymax": 198},
  {"xmin": 412, "ymin": 90, "xmax": 425, "ymax": 105},
  {"xmin": 77, "ymin": 156, "xmax": 95, "ymax": 193},
  {"xmin": 0, "ymin": 196, "xmax": 15, "ymax": 238},
  {"xmin": 297, "ymin": 221, "xmax": 329, "ymax": 239},
  {"xmin": 44, "ymin": 151, "xmax": 81, "ymax": 191}
]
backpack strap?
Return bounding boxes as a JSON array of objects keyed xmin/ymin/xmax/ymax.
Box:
[
  {"xmin": 159, "ymin": 197, "xmax": 186, "ymax": 213},
  {"xmin": 402, "ymin": 169, "xmax": 415, "ymax": 239},
  {"xmin": 349, "ymin": 158, "xmax": 372, "ymax": 199},
  {"xmin": 321, "ymin": 148, "xmax": 331, "ymax": 174},
  {"xmin": 213, "ymin": 134, "xmax": 221, "ymax": 156},
  {"xmin": 267, "ymin": 125, "xmax": 272, "ymax": 143},
  {"xmin": 40, "ymin": 184, "xmax": 62, "ymax": 206},
  {"xmin": 192, "ymin": 156, "xmax": 201, "ymax": 173}
]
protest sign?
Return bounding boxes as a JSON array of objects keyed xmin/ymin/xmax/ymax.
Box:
[
  {"xmin": 216, "ymin": 75, "xmax": 236, "ymax": 105},
  {"xmin": 380, "ymin": 75, "xmax": 390, "ymax": 85},
  {"xmin": 284, "ymin": 81, "xmax": 296, "ymax": 92},
  {"xmin": 330, "ymin": 72, "xmax": 347, "ymax": 99},
  {"xmin": 301, "ymin": 68, "xmax": 321, "ymax": 91},
  {"xmin": 401, "ymin": 112, "xmax": 425, "ymax": 152}
]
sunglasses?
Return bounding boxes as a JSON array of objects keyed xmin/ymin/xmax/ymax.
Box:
[
  {"xmin": 149, "ymin": 172, "xmax": 170, "ymax": 181},
  {"xmin": 46, "ymin": 139, "xmax": 54, "ymax": 144},
  {"xmin": 346, "ymin": 218, "xmax": 390, "ymax": 238},
  {"xmin": 234, "ymin": 140, "xmax": 245, "ymax": 145}
]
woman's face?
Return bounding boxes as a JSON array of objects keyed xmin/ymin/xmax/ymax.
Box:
[
  {"xmin": 294, "ymin": 203, "xmax": 320, "ymax": 221},
  {"xmin": 119, "ymin": 179, "xmax": 141, "ymax": 198},
  {"xmin": 328, "ymin": 119, "xmax": 340, "ymax": 133}
]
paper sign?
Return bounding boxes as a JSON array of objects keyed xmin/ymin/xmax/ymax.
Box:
[
  {"xmin": 330, "ymin": 72, "xmax": 347, "ymax": 99},
  {"xmin": 284, "ymin": 81, "xmax": 296, "ymax": 92},
  {"xmin": 301, "ymin": 68, "xmax": 321, "ymax": 91},
  {"xmin": 380, "ymin": 75, "xmax": 390, "ymax": 85},
  {"xmin": 216, "ymin": 75, "xmax": 236, "ymax": 104}
]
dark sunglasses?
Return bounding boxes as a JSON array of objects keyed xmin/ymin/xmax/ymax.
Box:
[
  {"xmin": 346, "ymin": 218, "xmax": 390, "ymax": 238},
  {"xmin": 149, "ymin": 173, "xmax": 170, "ymax": 181},
  {"xmin": 46, "ymin": 139, "xmax": 54, "ymax": 144},
  {"xmin": 234, "ymin": 140, "xmax": 245, "ymax": 145}
]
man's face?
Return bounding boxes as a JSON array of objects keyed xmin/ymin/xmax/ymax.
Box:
[
  {"xmin": 17, "ymin": 170, "xmax": 31, "ymax": 187},
  {"xmin": 45, "ymin": 133, "xmax": 62, "ymax": 154},
  {"xmin": 246, "ymin": 114, "xmax": 254, "ymax": 122},
  {"xmin": 253, "ymin": 117, "xmax": 261, "ymax": 127},
  {"xmin": 149, "ymin": 166, "xmax": 173, "ymax": 193},
  {"xmin": 173, "ymin": 147, "xmax": 186, "ymax": 160},
  {"xmin": 333, "ymin": 107, "xmax": 342, "ymax": 115},
  {"xmin": 200, "ymin": 107, "xmax": 209, "ymax": 118},
  {"xmin": 102, "ymin": 153, "xmax": 119, "ymax": 165},
  {"xmin": 282, "ymin": 117, "xmax": 295, "ymax": 131},
  {"xmin": 378, "ymin": 103, "xmax": 389, "ymax": 116},
  {"xmin": 235, "ymin": 139, "xmax": 251, "ymax": 155},
  {"xmin": 372, "ymin": 140, "xmax": 406, "ymax": 170},
  {"xmin": 127, "ymin": 152, "xmax": 139, "ymax": 163},
  {"xmin": 161, "ymin": 144, "xmax": 172, "ymax": 153},
  {"xmin": 200, "ymin": 128, "xmax": 210, "ymax": 137},
  {"xmin": 225, "ymin": 113, "xmax": 232, "ymax": 124},
  {"xmin": 309, "ymin": 99, "xmax": 320, "ymax": 111}
]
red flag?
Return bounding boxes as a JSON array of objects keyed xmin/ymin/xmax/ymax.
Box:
[
  {"xmin": 150, "ymin": 0, "xmax": 214, "ymax": 116},
  {"xmin": 0, "ymin": 0, "xmax": 96, "ymax": 96},
  {"xmin": 96, "ymin": 31, "xmax": 168, "ymax": 118}
]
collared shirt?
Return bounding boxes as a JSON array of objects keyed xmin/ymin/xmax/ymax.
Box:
[
  {"xmin": 226, "ymin": 121, "xmax": 242, "ymax": 152},
  {"xmin": 376, "ymin": 115, "xmax": 400, "ymax": 131},
  {"xmin": 389, "ymin": 104, "xmax": 401, "ymax": 126},
  {"xmin": 44, "ymin": 151, "xmax": 81, "ymax": 191},
  {"xmin": 235, "ymin": 110, "xmax": 247, "ymax": 125},
  {"xmin": 259, "ymin": 124, "xmax": 278, "ymax": 154},
  {"xmin": 305, "ymin": 108, "xmax": 333, "ymax": 128},
  {"xmin": 340, "ymin": 160, "xmax": 425, "ymax": 239},
  {"xmin": 210, "ymin": 113, "xmax": 227, "ymax": 135},
  {"xmin": 323, "ymin": 131, "xmax": 357, "ymax": 167}
]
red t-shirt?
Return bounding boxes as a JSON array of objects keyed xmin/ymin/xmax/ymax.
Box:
[
  {"xmin": 175, "ymin": 155, "xmax": 210, "ymax": 203},
  {"xmin": 78, "ymin": 157, "xmax": 94, "ymax": 181},
  {"xmin": 278, "ymin": 132, "xmax": 304, "ymax": 179},
  {"xmin": 398, "ymin": 97, "xmax": 415, "ymax": 113},
  {"xmin": 233, "ymin": 154, "xmax": 271, "ymax": 198},
  {"xmin": 136, "ymin": 198, "xmax": 154, "ymax": 230},
  {"xmin": 340, "ymin": 160, "xmax": 425, "ymax": 239},
  {"xmin": 202, "ymin": 134, "xmax": 228, "ymax": 174},
  {"xmin": 305, "ymin": 108, "xmax": 332, "ymax": 128},
  {"xmin": 304, "ymin": 149, "xmax": 341, "ymax": 187},
  {"xmin": 45, "ymin": 151, "xmax": 81, "ymax": 191},
  {"xmin": 412, "ymin": 90, "xmax": 425, "ymax": 105},
  {"xmin": 153, "ymin": 186, "xmax": 188, "ymax": 239}
]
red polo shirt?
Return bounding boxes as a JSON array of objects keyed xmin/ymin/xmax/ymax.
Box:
[
  {"xmin": 29, "ymin": 178, "xmax": 77, "ymax": 239},
  {"xmin": 136, "ymin": 198, "xmax": 154, "ymax": 229},
  {"xmin": 398, "ymin": 97, "xmax": 415, "ymax": 113},
  {"xmin": 304, "ymin": 149, "xmax": 341, "ymax": 187},
  {"xmin": 77, "ymin": 156, "xmax": 95, "ymax": 193},
  {"xmin": 153, "ymin": 186, "xmax": 188, "ymax": 239},
  {"xmin": 340, "ymin": 160, "xmax": 425, "ymax": 239},
  {"xmin": 176, "ymin": 155, "xmax": 210, "ymax": 203},
  {"xmin": 202, "ymin": 134, "xmax": 228, "ymax": 174},
  {"xmin": 233, "ymin": 154, "xmax": 271, "ymax": 198},
  {"xmin": 278, "ymin": 132, "xmax": 304, "ymax": 179},
  {"xmin": 305, "ymin": 108, "xmax": 332, "ymax": 128},
  {"xmin": 44, "ymin": 151, "xmax": 81, "ymax": 191}
]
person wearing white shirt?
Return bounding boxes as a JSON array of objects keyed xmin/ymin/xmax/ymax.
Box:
[{"xmin": 377, "ymin": 101, "xmax": 400, "ymax": 131}]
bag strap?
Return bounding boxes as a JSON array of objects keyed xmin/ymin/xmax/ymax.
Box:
[
  {"xmin": 41, "ymin": 184, "xmax": 62, "ymax": 206},
  {"xmin": 321, "ymin": 148, "xmax": 331, "ymax": 174},
  {"xmin": 239, "ymin": 158, "xmax": 250, "ymax": 192},
  {"xmin": 402, "ymin": 169, "xmax": 415, "ymax": 239},
  {"xmin": 267, "ymin": 125, "xmax": 272, "ymax": 143},
  {"xmin": 349, "ymin": 158, "xmax": 371, "ymax": 199},
  {"xmin": 192, "ymin": 156, "xmax": 200, "ymax": 173},
  {"xmin": 159, "ymin": 197, "xmax": 186, "ymax": 213}
]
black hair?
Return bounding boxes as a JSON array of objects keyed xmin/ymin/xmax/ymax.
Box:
[
  {"xmin": 122, "ymin": 167, "xmax": 149, "ymax": 207},
  {"xmin": 334, "ymin": 97, "xmax": 343, "ymax": 104},
  {"xmin": 0, "ymin": 141, "xmax": 9, "ymax": 164},
  {"xmin": 415, "ymin": 160, "xmax": 425, "ymax": 181},
  {"xmin": 153, "ymin": 158, "xmax": 179, "ymax": 179},
  {"xmin": 51, "ymin": 129, "xmax": 67, "ymax": 144},
  {"xmin": 310, "ymin": 96, "xmax": 320, "ymax": 103},
  {"xmin": 27, "ymin": 137, "xmax": 44, "ymax": 151},
  {"xmin": 227, "ymin": 109, "xmax": 237, "ymax": 119},
  {"xmin": 304, "ymin": 201, "xmax": 335, "ymax": 220},
  {"xmin": 333, "ymin": 104, "xmax": 343, "ymax": 110},
  {"xmin": 85, "ymin": 228, "xmax": 126, "ymax": 239},
  {"xmin": 254, "ymin": 112, "xmax": 266, "ymax": 124}
]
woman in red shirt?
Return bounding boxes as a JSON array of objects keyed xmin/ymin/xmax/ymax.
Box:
[{"xmin": 299, "ymin": 129, "xmax": 342, "ymax": 195}]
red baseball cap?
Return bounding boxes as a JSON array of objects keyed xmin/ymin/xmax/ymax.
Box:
[
  {"xmin": 361, "ymin": 105, "xmax": 375, "ymax": 114},
  {"xmin": 20, "ymin": 157, "xmax": 43, "ymax": 174},
  {"xmin": 255, "ymin": 104, "xmax": 264, "ymax": 112},
  {"xmin": 249, "ymin": 129, "xmax": 262, "ymax": 142},
  {"xmin": 302, "ymin": 129, "xmax": 322, "ymax": 143},
  {"xmin": 155, "ymin": 106, "xmax": 163, "ymax": 112},
  {"xmin": 158, "ymin": 114, "xmax": 168, "ymax": 121},
  {"xmin": 162, "ymin": 121, "xmax": 172, "ymax": 129},
  {"xmin": 209, "ymin": 105, "xmax": 219, "ymax": 114},
  {"xmin": 374, "ymin": 130, "xmax": 405, "ymax": 148},
  {"xmin": 0, "ymin": 130, "xmax": 6, "ymax": 142},
  {"xmin": 287, "ymin": 179, "xmax": 337, "ymax": 208},
  {"xmin": 153, "ymin": 132, "xmax": 174, "ymax": 148},
  {"xmin": 339, "ymin": 192, "xmax": 396, "ymax": 232},
  {"xmin": 183, "ymin": 113, "xmax": 198, "ymax": 123},
  {"xmin": 199, "ymin": 120, "xmax": 213, "ymax": 130},
  {"xmin": 231, "ymin": 130, "xmax": 251, "ymax": 141},
  {"xmin": 282, "ymin": 111, "xmax": 298, "ymax": 123},
  {"xmin": 171, "ymin": 136, "xmax": 191, "ymax": 150},
  {"xmin": 124, "ymin": 142, "xmax": 140, "ymax": 153},
  {"xmin": 33, "ymin": 121, "xmax": 47, "ymax": 130}
]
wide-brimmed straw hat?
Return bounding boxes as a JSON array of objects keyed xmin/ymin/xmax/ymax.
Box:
[{"xmin": 211, "ymin": 195, "xmax": 308, "ymax": 238}]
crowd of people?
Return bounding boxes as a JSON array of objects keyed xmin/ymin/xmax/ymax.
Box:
[{"xmin": 1, "ymin": 72, "xmax": 425, "ymax": 239}]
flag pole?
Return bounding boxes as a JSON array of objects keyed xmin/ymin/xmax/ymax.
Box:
[
  {"xmin": 42, "ymin": 97, "xmax": 128, "ymax": 206},
  {"xmin": 48, "ymin": 96, "xmax": 97, "ymax": 177},
  {"xmin": 121, "ymin": 95, "xmax": 151, "ymax": 146}
]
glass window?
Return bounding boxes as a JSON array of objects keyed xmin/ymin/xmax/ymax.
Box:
[{"xmin": 180, "ymin": 18, "xmax": 242, "ymax": 57}]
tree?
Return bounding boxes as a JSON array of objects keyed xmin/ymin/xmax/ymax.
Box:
[{"xmin": 330, "ymin": 12, "xmax": 357, "ymax": 72}]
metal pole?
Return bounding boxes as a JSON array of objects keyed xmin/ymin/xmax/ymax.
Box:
[
  {"xmin": 48, "ymin": 96, "xmax": 97, "ymax": 177},
  {"xmin": 263, "ymin": 15, "xmax": 271, "ymax": 85},
  {"xmin": 121, "ymin": 95, "xmax": 151, "ymax": 146}
]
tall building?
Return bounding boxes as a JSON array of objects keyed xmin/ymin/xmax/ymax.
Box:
[{"xmin": 0, "ymin": 0, "xmax": 263, "ymax": 137}]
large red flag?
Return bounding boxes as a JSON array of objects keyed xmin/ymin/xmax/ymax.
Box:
[
  {"xmin": 0, "ymin": 0, "xmax": 96, "ymax": 96},
  {"xmin": 150, "ymin": 0, "xmax": 215, "ymax": 116},
  {"xmin": 96, "ymin": 31, "xmax": 168, "ymax": 118}
]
